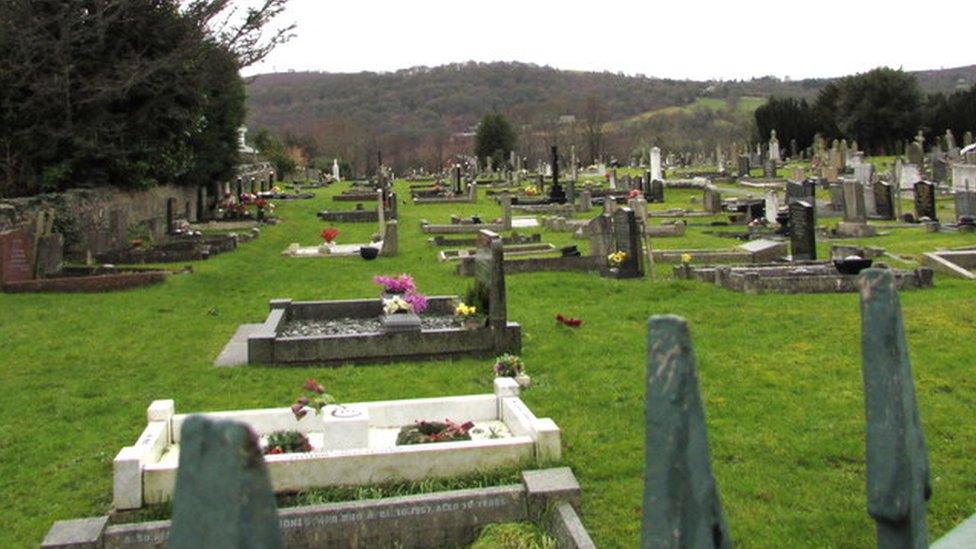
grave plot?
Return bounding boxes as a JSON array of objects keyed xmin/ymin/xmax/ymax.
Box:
[
  {"xmin": 282, "ymin": 220, "xmax": 397, "ymax": 260},
  {"xmin": 427, "ymin": 233, "xmax": 542, "ymax": 247},
  {"xmin": 318, "ymin": 190, "xmax": 397, "ymax": 223},
  {"xmin": 437, "ymin": 242, "xmax": 555, "ymax": 262},
  {"xmin": 411, "ymin": 168, "xmax": 478, "ymax": 204},
  {"xmin": 109, "ymin": 378, "xmax": 561, "ymax": 510},
  {"xmin": 674, "ymin": 262, "xmax": 933, "ymax": 294},
  {"xmin": 922, "ymin": 247, "xmax": 976, "ymax": 280},
  {"xmin": 95, "ymin": 232, "xmax": 251, "ymax": 264},
  {"xmin": 226, "ymin": 231, "xmax": 521, "ymax": 366},
  {"xmin": 0, "ymin": 229, "xmax": 172, "ymax": 293},
  {"xmin": 419, "ymin": 194, "xmax": 515, "ymax": 234}
]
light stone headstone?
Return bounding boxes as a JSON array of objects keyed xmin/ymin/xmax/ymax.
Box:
[
  {"xmin": 768, "ymin": 130, "xmax": 781, "ymax": 162},
  {"xmin": 650, "ymin": 147, "xmax": 662, "ymax": 181},
  {"xmin": 951, "ymin": 164, "xmax": 976, "ymax": 191},
  {"xmin": 954, "ymin": 191, "xmax": 976, "ymax": 221},
  {"xmin": 764, "ymin": 190, "xmax": 779, "ymax": 224}
]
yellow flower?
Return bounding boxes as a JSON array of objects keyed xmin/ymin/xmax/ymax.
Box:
[
  {"xmin": 455, "ymin": 303, "xmax": 477, "ymax": 316},
  {"xmin": 681, "ymin": 253, "xmax": 692, "ymax": 264}
]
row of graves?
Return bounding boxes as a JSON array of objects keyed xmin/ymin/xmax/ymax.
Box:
[
  {"xmin": 0, "ymin": 174, "xmax": 284, "ymax": 293},
  {"xmin": 42, "ymin": 268, "xmax": 976, "ymax": 547}
]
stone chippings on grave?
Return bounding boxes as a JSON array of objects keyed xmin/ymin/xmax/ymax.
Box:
[
  {"xmin": 914, "ymin": 181, "xmax": 937, "ymax": 221},
  {"xmin": 788, "ymin": 200, "xmax": 816, "ymax": 261}
]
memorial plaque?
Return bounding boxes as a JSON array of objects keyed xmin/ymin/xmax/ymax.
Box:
[
  {"xmin": 0, "ymin": 229, "xmax": 33, "ymax": 283},
  {"xmin": 874, "ymin": 182, "xmax": 895, "ymax": 220},
  {"xmin": 788, "ymin": 201, "xmax": 816, "ymax": 261},
  {"xmin": 914, "ymin": 181, "xmax": 936, "ymax": 221}
]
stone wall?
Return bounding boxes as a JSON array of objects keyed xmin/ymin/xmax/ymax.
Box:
[{"xmin": 0, "ymin": 184, "xmax": 201, "ymax": 259}]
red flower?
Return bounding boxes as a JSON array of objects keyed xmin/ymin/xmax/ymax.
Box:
[
  {"xmin": 555, "ymin": 313, "xmax": 565, "ymax": 323},
  {"xmin": 303, "ymin": 378, "xmax": 325, "ymax": 394},
  {"xmin": 266, "ymin": 447, "xmax": 283, "ymax": 455},
  {"xmin": 290, "ymin": 403, "xmax": 308, "ymax": 420},
  {"xmin": 628, "ymin": 189, "xmax": 640, "ymax": 200},
  {"xmin": 321, "ymin": 228, "xmax": 340, "ymax": 243}
]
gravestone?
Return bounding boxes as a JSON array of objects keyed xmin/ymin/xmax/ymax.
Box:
[
  {"xmin": 914, "ymin": 181, "xmax": 936, "ymax": 221},
  {"xmin": 828, "ymin": 183, "xmax": 845, "ymax": 212},
  {"xmin": 907, "ymin": 142, "xmax": 924, "ymax": 166},
  {"xmin": 899, "ymin": 164, "xmax": 921, "ymax": 189},
  {"xmin": 649, "ymin": 180, "xmax": 664, "ymax": 203},
  {"xmin": 858, "ymin": 269, "xmax": 931, "ymax": 548},
  {"xmin": 587, "ymin": 214, "xmax": 613, "ymax": 259},
  {"xmin": 703, "ymin": 185, "xmax": 722, "ymax": 214},
  {"xmin": 0, "ymin": 229, "xmax": 34, "ymax": 284},
  {"xmin": 931, "ymin": 158, "xmax": 947, "ymax": 183},
  {"xmin": 453, "ymin": 165, "xmax": 462, "ymax": 194},
  {"xmin": 35, "ymin": 234, "xmax": 64, "ymax": 277},
  {"xmin": 475, "ymin": 230, "xmax": 507, "ymax": 329},
  {"xmin": 763, "ymin": 160, "xmax": 776, "ymax": 178},
  {"xmin": 764, "ymin": 190, "xmax": 779, "ymax": 224},
  {"xmin": 954, "ymin": 191, "xmax": 976, "ymax": 221},
  {"xmin": 579, "ymin": 189, "xmax": 592, "ymax": 211},
  {"xmin": 641, "ymin": 315, "xmax": 731, "ymax": 549},
  {"xmin": 768, "ymin": 130, "xmax": 781, "ymax": 162},
  {"xmin": 609, "ymin": 169, "xmax": 617, "ymax": 190},
  {"xmin": 788, "ymin": 201, "xmax": 816, "ymax": 260},
  {"xmin": 650, "ymin": 147, "xmax": 662, "ymax": 181},
  {"xmin": 736, "ymin": 155, "xmax": 750, "ymax": 178},
  {"xmin": 168, "ymin": 416, "xmax": 283, "ymax": 549},
  {"xmin": 610, "ymin": 207, "xmax": 644, "ymax": 278},
  {"xmin": 785, "ymin": 181, "xmax": 813, "ymax": 205},
  {"xmin": 197, "ymin": 186, "xmax": 209, "ymax": 222},
  {"xmin": 874, "ymin": 182, "xmax": 895, "ymax": 220},
  {"xmin": 854, "ymin": 163, "xmax": 874, "ymax": 186},
  {"xmin": 166, "ymin": 198, "xmax": 178, "ymax": 234},
  {"xmin": 837, "ymin": 180, "xmax": 876, "ymax": 237},
  {"xmin": 951, "ymin": 164, "xmax": 976, "ymax": 191}
]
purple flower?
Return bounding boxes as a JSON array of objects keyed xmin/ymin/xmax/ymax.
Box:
[
  {"xmin": 403, "ymin": 292, "xmax": 429, "ymax": 314},
  {"xmin": 373, "ymin": 274, "xmax": 416, "ymax": 294}
]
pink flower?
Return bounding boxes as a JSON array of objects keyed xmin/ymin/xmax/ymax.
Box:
[
  {"xmin": 373, "ymin": 274, "xmax": 416, "ymax": 293},
  {"xmin": 403, "ymin": 292, "xmax": 429, "ymax": 314},
  {"xmin": 290, "ymin": 403, "xmax": 308, "ymax": 420},
  {"xmin": 303, "ymin": 379, "xmax": 325, "ymax": 394}
]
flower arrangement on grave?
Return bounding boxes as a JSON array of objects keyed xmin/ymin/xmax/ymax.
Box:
[
  {"xmin": 396, "ymin": 419, "xmax": 475, "ymax": 445},
  {"xmin": 373, "ymin": 274, "xmax": 416, "ymax": 295},
  {"xmin": 492, "ymin": 353, "xmax": 525, "ymax": 377},
  {"xmin": 607, "ymin": 251, "xmax": 628, "ymax": 268},
  {"xmin": 454, "ymin": 301, "xmax": 485, "ymax": 329},
  {"xmin": 524, "ymin": 185, "xmax": 539, "ymax": 196},
  {"xmin": 263, "ymin": 430, "xmax": 312, "ymax": 455},
  {"xmin": 555, "ymin": 314, "xmax": 582, "ymax": 328},
  {"xmin": 321, "ymin": 227, "xmax": 340, "ymax": 244},
  {"xmin": 289, "ymin": 378, "xmax": 337, "ymax": 420},
  {"xmin": 628, "ymin": 189, "xmax": 641, "ymax": 200},
  {"xmin": 253, "ymin": 198, "xmax": 274, "ymax": 220},
  {"xmin": 681, "ymin": 253, "xmax": 692, "ymax": 264}
]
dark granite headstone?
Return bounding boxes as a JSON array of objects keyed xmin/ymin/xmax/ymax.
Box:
[
  {"xmin": 914, "ymin": 181, "xmax": 936, "ymax": 221},
  {"xmin": 610, "ymin": 207, "xmax": 644, "ymax": 278},
  {"xmin": 788, "ymin": 200, "xmax": 816, "ymax": 260},
  {"xmin": 649, "ymin": 180, "xmax": 664, "ymax": 203},
  {"xmin": 785, "ymin": 181, "xmax": 813, "ymax": 204},
  {"xmin": 453, "ymin": 165, "xmax": 462, "ymax": 194},
  {"xmin": 197, "ymin": 186, "xmax": 209, "ymax": 222},
  {"xmin": 874, "ymin": 182, "xmax": 895, "ymax": 220},
  {"xmin": 0, "ymin": 229, "xmax": 33, "ymax": 283},
  {"xmin": 166, "ymin": 198, "xmax": 177, "ymax": 234},
  {"xmin": 475, "ymin": 230, "xmax": 506, "ymax": 329}
]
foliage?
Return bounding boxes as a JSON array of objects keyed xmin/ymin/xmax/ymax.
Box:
[
  {"xmin": 464, "ymin": 283, "xmax": 490, "ymax": 315},
  {"xmin": 471, "ymin": 523, "xmax": 558, "ymax": 549},
  {"xmin": 396, "ymin": 420, "xmax": 475, "ymax": 445},
  {"xmin": 0, "ymin": 0, "xmax": 293, "ymax": 197},
  {"xmin": 253, "ymin": 129, "xmax": 298, "ymax": 178},
  {"xmin": 264, "ymin": 430, "xmax": 312, "ymax": 455},
  {"xmin": 754, "ymin": 97, "xmax": 818, "ymax": 153},
  {"xmin": 475, "ymin": 113, "xmax": 516, "ymax": 169}
]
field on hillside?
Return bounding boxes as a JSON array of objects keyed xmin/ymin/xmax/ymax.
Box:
[{"xmin": 1, "ymin": 176, "xmax": 974, "ymax": 547}]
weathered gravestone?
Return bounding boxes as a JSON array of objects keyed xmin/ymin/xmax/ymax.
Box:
[
  {"xmin": 954, "ymin": 191, "xmax": 976, "ymax": 221},
  {"xmin": 703, "ymin": 185, "xmax": 722, "ymax": 214},
  {"xmin": 35, "ymin": 234, "xmax": 64, "ymax": 277},
  {"xmin": 837, "ymin": 180, "xmax": 876, "ymax": 237},
  {"xmin": 475, "ymin": 230, "xmax": 507, "ymax": 329},
  {"xmin": 874, "ymin": 182, "xmax": 896, "ymax": 220},
  {"xmin": 858, "ymin": 268, "xmax": 931, "ymax": 548},
  {"xmin": 641, "ymin": 315, "xmax": 731, "ymax": 549},
  {"xmin": 763, "ymin": 160, "xmax": 776, "ymax": 179},
  {"xmin": 736, "ymin": 155, "xmax": 750, "ymax": 178},
  {"xmin": 649, "ymin": 180, "xmax": 664, "ymax": 203},
  {"xmin": 639, "ymin": 270, "xmax": 933, "ymax": 548},
  {"xmin": 914, "ymin": 181, "xmax": 937, "ymax": 221},
  {"xmin": 951, "ymin": 164, "xmax": 976, "ymax": 191},
  {"xmin": 609, "ymin": 208, "xmax": 644, "ymax": 279},
  {"xmin": 931, "ymin": 158, "xmax": 947, "ymax": 184},
  {"xmin": 587, "ymin": 214, "xmax": 614, "ymax": 259},
  {"xmin": 650, "ymin": 147, "xmax": 662, "ymax": 181},
  {"xmin": 0, "ymin": 229, "xmax": 33, "ymax": 284},
  {"xmin": 789, "ymin": 201, "xmax": 816, "ymax": 260},
  {"xmin": 168, "ymin": 416, "xmax": 283, "ymax": 549},
  {"xmin": 786, "ymin": 180, "xmax": 814, "ymax": 205}
]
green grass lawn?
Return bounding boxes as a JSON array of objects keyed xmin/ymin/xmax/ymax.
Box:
[{"xmin": 1, "ymin": 178, "xmax": 975, "ymax": 547}]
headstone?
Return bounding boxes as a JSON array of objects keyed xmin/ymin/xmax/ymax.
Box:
[
  {"xmin": 858, "ymin": 269, "xmax": 931, "ymax": 548},
  {"xmin": 951, "ymin": 164, "xmax": 976, "ymax": 191},
  {"xmin": 899, "ymin": 164, "xmax": 921, "ymax": 190},
  {"xmin": 874, "ymin": 182, "xmax": 895, "ymax": 220},
  {"xmin": 828, "ymin": 183, "xmax": 845, "ymax": 212},
  {"xmin": 650, "ymin": 147, "xmax": 662, "ymax": 181},
  {"xmin": 907, "ymin": 142, "xmax": 924, "ymax": 166},
  {"xmin": 475, "ymin": 230, "xmax": 507, "ymax": 329},
  {"xmin": 954, "ymin": 191, "xmax": 976, "ymax": 221},
  {"xmin": 931, "ymin": 158, "xmax": 947, "ymax": 183},
  {"xmin": 842, "ymin": 180, "xmax": 868, "ymax": 223},
  {"xmin": 914, "ymin": 181, "xmax": 936, "ymax": 221},
  {"xmin": 197, "ymin": 186, "xmax": 209, "ymax": 222},
  {"xmin": 166, "ymin": 198, "xmax": 178, "ymax": 234},
  {"xmin": 610, "ymin": 207, "xmax": 644, "ymax": 278},
  {"xmin": 854, "ymin": 164, "xmax": 874, "ymax": 186},
  {"xmin": 703, "ymin": 185, "xmax": 722, "ymax": 214},
  {"xmin": 763, "ymin": 160, "xmax": 776, "ymax": 178},
  {"xmin": 764, "ymin": 190, "xmax": 779, "ymax": 224},
  {"xmin": 35, "ymin": 233, "xmax": 64, "ymax": 277},
  {"xmin": 736, "ymin": 155, "xmax": 750, "ymax": 178},
  {"xmin": 0, "ymin": 229, "xmax": 34, "ymax": 283},
  {"xmin": 641, "ymin": 315, "xmax": 731, "ymax": 549},
  {"xmin": 788, "ymin": 201, "xmax": 816, "ymax": 260},
  {"xmin": 768, "ymin": 130, "xmax": 781, "ymax": 162},
  {"xmin": 168, "ymin": 416, "xmax": 283, "ymax": 549},
  {"xmin": 380, "ymin": 220, "xmax": 398, "ymax": 257},
  {"xmin": 579, "ymin": 189, "xmax": 592, "ymax": 211},
  {"xmin": 785, "ymin": 181, "xmax": 813, "ymax": 205},
  {"xmin": 609, "ymin": 169, "xmax": 617, "ymax": 190},
  {"xmin": 332, "ymin": 158, "xmax": 340, "ymax": 181},
  {"xmin": 649, "ymin": 180, "xmax": 664, "ymax": 203},
  {"xmin": 587, "ymin": 214, "xmax": 613, "ymax": 259}
]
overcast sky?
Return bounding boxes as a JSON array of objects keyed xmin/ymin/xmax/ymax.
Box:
[{"xmin": 242, "ymin": 0, "xmax": 974, "ymax": 81}]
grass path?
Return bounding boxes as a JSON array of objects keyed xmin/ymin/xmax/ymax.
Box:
[{"xmin": 0, "ymin": 179, "xmax": 974, "ymax": 547}]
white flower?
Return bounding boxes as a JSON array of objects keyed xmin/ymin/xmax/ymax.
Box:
[{"xmin": 383, "ymin": 296, "xmax": 411, "ymax": 315}]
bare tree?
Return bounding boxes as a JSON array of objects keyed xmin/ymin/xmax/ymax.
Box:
[{"xmin": 582, "ymin": 95, "xmax": 607, "ymax": 165}]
